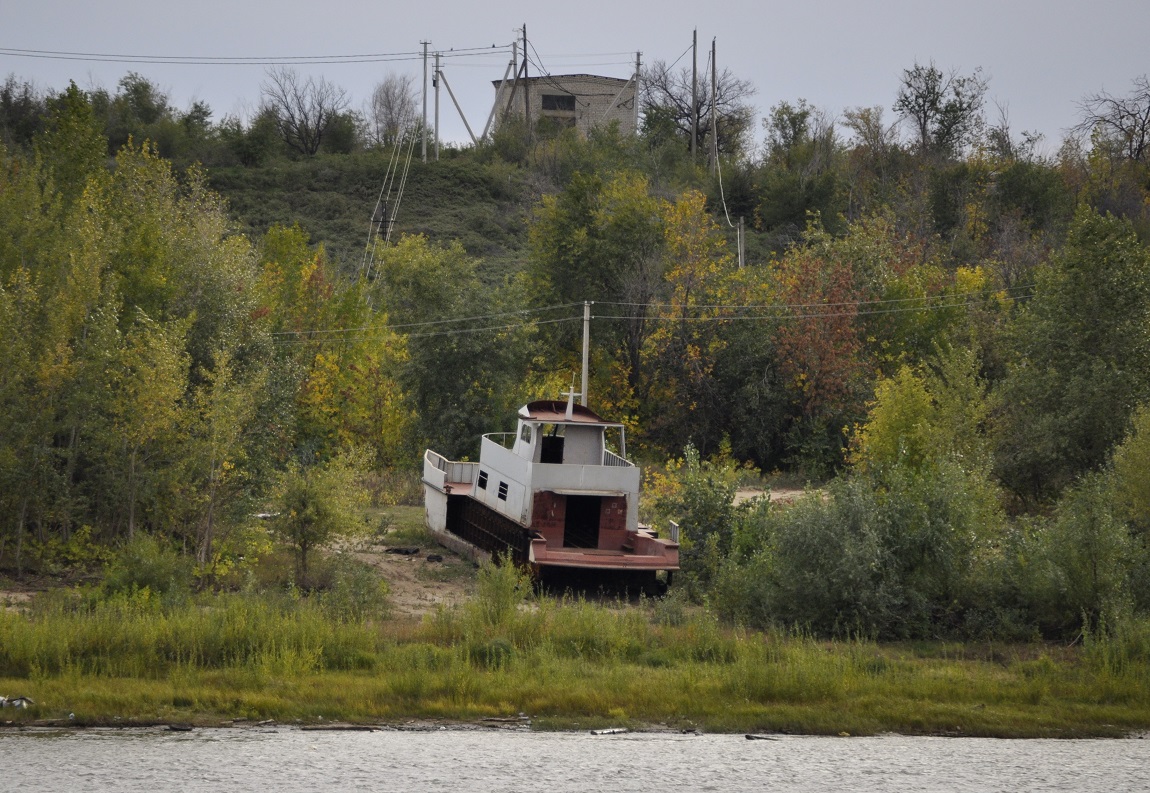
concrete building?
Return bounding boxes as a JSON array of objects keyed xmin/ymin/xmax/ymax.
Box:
[{"xmin": 491, "ymin": 74, "xmax": 638, "ymax": 137}]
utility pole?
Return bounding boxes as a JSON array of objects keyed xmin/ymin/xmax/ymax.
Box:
[
  {"xmin": 710, "ymin": 38, "xmax": 719, "ymax": 174},
  {"xmin": 691, "ymin": 29, "xmax": 697, "ymax": 161},
  {"xmin": 634, "ymin": 51, "xmax": 641, "ymax": 136},
  {"xmin": 581, "ymin": 301, "xmax": 592, "ymax": 407},
  {"xmin": 738, "ymin": 216, "xmax": 745, "ymax": 268},
  {"xmin": 434, "ymin": 51, "xmax": 441, "ymax": 161},
  {"xmin": 522, "ymin": 25, "xmax": 530, "ymax": 138},
  {"xmin": 420, "ymin": 41, "xmax": 429, "ymax": 163}
]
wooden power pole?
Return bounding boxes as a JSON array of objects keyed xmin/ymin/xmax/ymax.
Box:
[{"xmin": 691, "ymin": 29, "xmax": 697, "ymax": 161}]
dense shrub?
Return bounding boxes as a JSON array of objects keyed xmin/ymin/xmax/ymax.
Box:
[
  {"xmin": 714, "ymin": 457, "xmax": 1004, "ymax": 639},
  {"xmin": 102, "ymin": 534, "xmax": 195, "ymax": 600}
]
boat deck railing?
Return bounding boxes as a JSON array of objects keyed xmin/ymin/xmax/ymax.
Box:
[
  {"xmin": 602, "ymin": 449, "xmax": 631, "ymax": 468},
  {"xmin": 480, "ymin": 435, "xmax": 634, "ymax": 468},
  {"xmin": 423, "ymin": 449, "xmax": 478, "ymax": 491},
  {"xmin": 485, "ymin": 432, "xmax": 516, "ymax": 450}
]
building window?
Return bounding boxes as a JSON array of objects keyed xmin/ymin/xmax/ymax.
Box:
[
  {"xmin": 478, "ymin": 470, "xmax": 488, "ymax": 490},
  {"xmin": 498, "ymin": 481, "xmax": 509, "ymax": 500},
  {"xmin": 541, "ymin": 94, "xmax": 576, "ymax": 112}
]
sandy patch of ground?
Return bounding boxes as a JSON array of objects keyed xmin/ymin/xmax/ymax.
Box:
[
  {"xmin": 0, "ymin": 542, "xmax": 475, "ymax": 620},
  {"xmin": 733, "ymin": 487, "xmax": 807, "ymax": 505},
  {"xmin": 1, "ymin": 590, "xmax": 35, "ymax": 613},
  {"xmin": 351, "ymin": 542, "xmax": 477, "ymax": 619}
]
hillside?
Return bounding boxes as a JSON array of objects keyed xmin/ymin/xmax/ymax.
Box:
[{"xmin": 207, "ymin": 150, "xmax": 533, "ymax": 274}]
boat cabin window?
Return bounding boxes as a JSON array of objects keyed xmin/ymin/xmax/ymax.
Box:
[
  {"xmin": 498, "ymin": 481, "xmax": 509, "ymax": 500},
  {"xmin": 520, "ymin": 424, "xmax": 532, "ymax": 444},
  {"xmin": 477, "ymin": 470, "xmax": 489, "ymax": 490}
]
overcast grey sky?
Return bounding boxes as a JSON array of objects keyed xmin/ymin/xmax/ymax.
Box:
[{"xmin": 4, "ymin": 0, "xmax": 1148, "ymax": 155}]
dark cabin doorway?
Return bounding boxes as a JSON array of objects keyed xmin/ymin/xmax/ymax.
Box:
[
  {"xmin": 563, "ymin": 495, "xmax": 601, "ymax": 548},
  {"xmin": 541, "ymin": 434, "xmax": 564, "ymax": 464}
]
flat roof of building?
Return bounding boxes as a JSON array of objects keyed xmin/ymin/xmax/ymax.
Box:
[{"xmin": 492, "ymin": 74, "xmax": 631, "ymax": 88}]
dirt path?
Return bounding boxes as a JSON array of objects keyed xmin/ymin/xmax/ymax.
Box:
[
  {"xmin": 1, "ymin": 589, "xmax": 34, "ymax": 613},
  {"xmin": 351, "ymin": 542, "xmax": 477, "ymax": 619},
  {"xmin": 0, "ymin": 545, "xmax": 476, "ymax": 620},
  {"xmin": 733, "ymin": 487, "xmax": 807, "ymax": 505}
]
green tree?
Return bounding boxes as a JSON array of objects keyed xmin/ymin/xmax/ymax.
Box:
[
  {"xmin": 97, "ymin": 73, "xmax": 177, "ymax": 156},
  {"xmin": 35, "ymin": 82, "xmax": 107, "ymax": 209},
  {"xmin": 0, "ymin": 269, "xmax": 48, "ymax": 573},
  {"xmin": 1018, "ymin": 474, "xmax": 1134, "ymax": 635},
  {"xmin": 653, "ymin": 443, "xmax": 741, "ymax": 594},
  {"xmin": 852, "ymin": 344, "xmax": 991, "ymax": 475},
  {"xmin": 257, "ymin": 224, "xmax": 400, "ymax": 462},
  {"xmin": 842, "ymin": 105, "xmax": 904, "ymax": 215},
  {"xmin": 184, "ymin": 346, "xmax": 269, "ymax": 567},
  {"xmin": 995, "ymin": 207, "xmax": 1150, "ymax": 501},
  {"xmin": 219, "ymin": 109, "xmax": 283, "ymax": 167},
  {"xmin": 1112, "ymin": 404, "xmax": 1150, "ymax": 533},
  {"xmin": 894, "ymin": 62, "xmax": 988, "ymax": 159},
  {"xmin": 0, "ymin": 75, "xmax": 47, "ymax": 149},
  {"xmin": 100, "ymin": 311, "xmax": 190, "ymax": 539},
  {"xmin": 642, "ymin": 190, "xmax": 735, "ymax": 453},
  {"xmin": 375, "ymin": 235, "xmax": 527, "ymax": 458},
  {"xmin": 756, "ymin": 100, "xmax": 845, "ymax": 247},
  {"xmin": 273, "ymin": 451, "xmax": 369, "ymax": 586},
  {"xmin": 528, "ymin": 171, "xmax": 666, "ymax": 400}
]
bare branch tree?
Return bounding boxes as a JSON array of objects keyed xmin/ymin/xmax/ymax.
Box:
[
  {"xmin": 364, "ymin": 72, "xmax": 418, "ymax": 147},
  {"xmin": 260, "ymin": 66, "xmax": 349, "ymax": 155},
  {"xmin": 843, "ymin": 105, "xmax": 900, "ymax": 167},
  {"xmin": 1074, "ymin": 75, "xmax": 1150, "ymax": 163},
  {"xmin": 985, "ymin": 101, "xmax": 1043, "ymax": 161},
  {"xmin": 640, "ymin": 60, "xmax": 756, "ymax": 156}
]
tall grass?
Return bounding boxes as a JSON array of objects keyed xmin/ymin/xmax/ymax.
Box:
[
  {"xmin": 0, "ymin": 588, "xmax": 381, "ymax": 678},
  {"xmin": 3, "ymin": 583, "xmax": 1150, "ymax": 735}
]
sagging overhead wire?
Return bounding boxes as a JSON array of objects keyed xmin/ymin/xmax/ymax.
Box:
[
  {"xmin": 593, "ymin": 288, "xmax": 1034, "ymax": 323},
  {"xmin": 272, "ymin": 314, "xmax": 583, "ymax": 345},
  {"xmin": 594, "ymin": 283, "xmax": 1036, "ymax": 314},
  {"xmin": 0, "ymin": 44, "xmax": 513, "ymax": 66},
  {"xmin": 360, "ymin": 130, "xmax": 410, "ymax": 279},
  {"xmin": 269, "ymin": 286, "xmax": 1032, "ymax": 345},
  {"xmin": 269, "ymin": 302, "xmax": 588, "ymax": 338}
]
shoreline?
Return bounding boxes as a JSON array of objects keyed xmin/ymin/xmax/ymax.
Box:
[
  {"xmin": 6, "ymin": 721, "xmax": 1150, "ymax": 740},
  {"xmin": 3, "ymin": 716, "xmax": 1147, "ymax": 740}
]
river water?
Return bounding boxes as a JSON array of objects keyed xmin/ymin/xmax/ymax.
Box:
[{"xmin": 2, "ymin": 727, "xmax": 1147, "ymax": 792}]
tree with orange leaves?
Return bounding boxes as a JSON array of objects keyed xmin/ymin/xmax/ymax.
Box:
[{"xmin": 772, "ymin": 242, "xmax": 867, "ymax": 473}]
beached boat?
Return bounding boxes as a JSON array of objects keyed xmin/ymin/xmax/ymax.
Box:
[{"xmin": 422, "ymin": 392, "xmax": 679, "ymax": 590}]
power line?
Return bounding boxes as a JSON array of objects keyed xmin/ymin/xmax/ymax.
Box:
[
  {"xmin": 0, "ymin": 44, "xmax": 512, "ymax": 67},
  {"xmin": 272, "ymin": 314, "xmax": 582, "ymax": 344},
  {"xmin": 594, "ymin": 291, "xmax": 1032, "ymax": 323},
  {"xmin": 268, "ymin": 286, "xmax": 1031, "ymax": 344},
  {"xmin": 664, "ymin": 41, "xmax": 695, "ymax": 72},
  {"xmin": 544, "ymin": 51, "xmax": 637, "ymax": 58},
  {"xmin": 269, "ymin": 302, "xmax": 586, "ymax": 337},
  {"xmin": 595, "ymin": 284, "xmax": 1036, "ymax": 313}
]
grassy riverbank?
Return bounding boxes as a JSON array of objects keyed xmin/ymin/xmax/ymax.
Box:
[{"xmin": 4, "ymin": 567, "xmax": 1150, "ymax": 737}]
